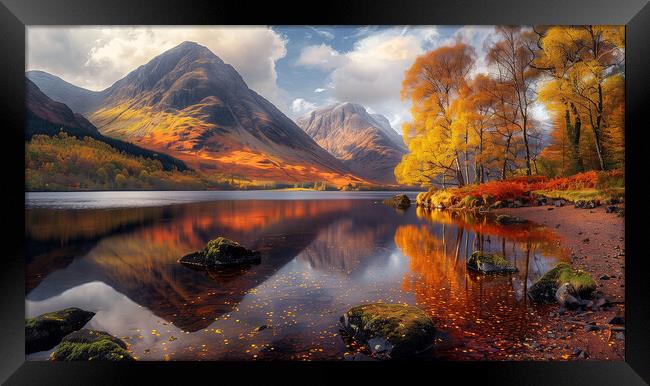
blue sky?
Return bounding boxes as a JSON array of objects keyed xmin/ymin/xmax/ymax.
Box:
[{"xmin": 27, "ymin": 25, "xmax": 547, "ymax": 132}]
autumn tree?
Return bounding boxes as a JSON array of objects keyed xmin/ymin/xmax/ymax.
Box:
[
  {"xmin": 397, "ymin": 42, "xmax": 476, "ymax": 187},
  {"xmin": 534, "ymin": 25, "xmax": 624, "ymax": 172},
  {"xmin": 487, "ymin": 26, "xmax": 541, "ymax": 176}
]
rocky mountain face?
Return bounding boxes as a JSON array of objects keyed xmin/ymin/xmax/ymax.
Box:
[
  {"xmin": 26, "ymin": 78, "xmax": 187, "ymax": 171},
  {"xmin": 29, "ymin": 42, "xmax": 360, "ymax": 186},
  {"xmin": 296, "ymin": 102, "xmax": 407, "ymax": 184}
]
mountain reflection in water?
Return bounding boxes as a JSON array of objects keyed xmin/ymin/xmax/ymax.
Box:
[{"xmin": 25, "ymin": 193, "xmax": 568, "ymax": 360}]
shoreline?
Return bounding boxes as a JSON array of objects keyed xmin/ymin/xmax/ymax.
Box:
[{"xmin": 493, "ymin": 204, "xmax": 625, "ymax": 360}]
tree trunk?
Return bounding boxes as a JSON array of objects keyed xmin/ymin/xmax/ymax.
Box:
[
  {"xmin": 593, "ymin": 83, "xmax": 606, "ymax": 170},
  {"xmin": 567, "ymin": 103, "xmax": 584, "ymax": 173},
  {"xmin": 522, "ymin": 116, "xmax": 532, "ymax": 176}
]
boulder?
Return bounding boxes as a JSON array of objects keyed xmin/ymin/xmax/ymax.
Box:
[
  {"xmin": 50, "ymin": 329, "xmax": 135, "ymax": 361},
  {"xmin": 340, "ymin": 303, "xmax": 436, "ymax": 359},
  {"xmin": 467, "ymin": 251, "xmax": 518, "ymax": 274},
  {"xmin": 495, "ymin": 214, "xmax": 527, "ymax": 225},
  {"xmin": 26, "ymin": 308, "xmax": 95, "ymax": 354},
  {"xmin": 382, "ymin": 194, "xmax": 411, "ymax": 210},
  {"xmin": 528, "ymin": 262, "xmax": 596, "ymax": 304},
  {"xmin": 179, "ymin": 237, "xmax": 261, "ymax": 267},
  {"xmin": 555, "ymin": 283, "xmax": 584, "ymax": 309}
]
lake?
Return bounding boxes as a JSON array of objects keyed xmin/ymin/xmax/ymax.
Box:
[{"xmin": 25, "ymin": 191, "xmax": 569, "ymax": 360}]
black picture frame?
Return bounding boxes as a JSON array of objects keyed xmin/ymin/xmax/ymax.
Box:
[{"xmin": 2, "ymin": 0, "xmax": 649, "ymax": 384}]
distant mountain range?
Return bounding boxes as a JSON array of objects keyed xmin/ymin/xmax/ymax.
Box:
[
  {"xmin": 28, "ymin": 42, "xmax": 361, "ymax": 186},
  {"xmin": 297, "ymin": 102, "xmax": 407, "ymax": 184},
  {"xmin": 26, "ymin": 78, "xmax": 188, "ymax": 171}
]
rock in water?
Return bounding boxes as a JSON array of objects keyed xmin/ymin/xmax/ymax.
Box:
[
  {"xmin": 179, "ymin": 237, "xmax": 261, "ymax": 267},
  {"xmin": 340, "ymin": 303, "xmax": 436, "ymax": 359},
  {"xmin": 467, "ymin": 251, "xmax": 518, "ymax": 274},
  {"xmin": 555, "ymin": 283, "xmax": 584, "ymax": 309},
  {"xmin": 26, "ymin": 308, "xmax": 96, "ymax": 354},
  {"xmin": 50, "ymin": 329, "xmax": 135, "ymax": 361},
  {"xmin": 528, "ymin": 263, "xmax": 596, "ymax": 304},
  {"xmin": 495, "ymin": 214, "xmax": 527, "ymax": 225},
  {"xmin": 382, "ymin": 194, "xmax": 411, "ymax": 210}
]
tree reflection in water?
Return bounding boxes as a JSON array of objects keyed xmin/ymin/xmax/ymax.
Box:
[{"xmin": 395, "ymin": 208, "xmax": 569, "ymax": 359}]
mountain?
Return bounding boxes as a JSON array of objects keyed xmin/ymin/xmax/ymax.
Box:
[
  {"xmin": 26, "ymin": 78, "xmax": 188, "ymax": 171},
  {"xmin": 29, "ymin": 42, "xmax": 360, "ymax": 186},
  {"xmin": 27, "ymin": 70, "xmax": 104, "ymax": 115},
  {"xmin": 296, "ymin": 102, "xmax": 407, "ymax": 184}
]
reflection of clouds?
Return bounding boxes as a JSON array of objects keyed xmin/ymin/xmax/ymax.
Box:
[{"xmin": 26, "ymin": 281, "xmax": 182, "ymax": 360}]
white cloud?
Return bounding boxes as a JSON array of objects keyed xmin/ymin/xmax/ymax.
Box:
[
  {"xmin": 441, "ymin": 26, "xmax": 494, "ymax": 76},
  {"xmin": 27, "ymin": 26, "xmax": 288, "ymax": 107},
  {"xmin": 309, "ymin": 27, "xmax": 335, "ymax": 40},
  {"xmin": 296, "ymin": 44, "xmax": 347, "ymax": 70},
  {"xmin": 297, "ymin": 27, "xmax": 442, "ymax": 131},
  {"xmin": 314, "ymin": 88, "xmax": 326, "ymax": 93},
  {"xmin": 291, "ymin": 98, "xmax": 317, "ymax": 114}
]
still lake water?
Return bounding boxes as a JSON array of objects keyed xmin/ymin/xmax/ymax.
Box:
[{"xmin": 25, "ymin": 191, "xmax": 568, "ymax": 360}]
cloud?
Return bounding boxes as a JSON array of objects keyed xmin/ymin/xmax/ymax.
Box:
[
  {"xmin": 441, "ymin": 26, "xmax": 494, "ymax": 76},
  {"xmin": 296, "ymin": 27, "xmax": 442, "ymax": 130},
  {"xmin": 27, "ymin": 26, "xmax": 288, "ymax": 107},
  {"xmin": 291, "ymin": 98, "xmax": 317, "ymax": 114},
  {"xmin": 309, "ymin": 27, "xmax": 335, "ymax": 40},
  {"xmin": 296, "ymin": 44, "xmax": 346, "ymax": 70},
  {"xmin": 314, "ymin": 88, "xmax": 326, "ymax": 93}
]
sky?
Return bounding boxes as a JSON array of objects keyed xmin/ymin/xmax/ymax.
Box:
[{"xmin": 26, "ymin": 25, "xmax": 549, "ymax": 133}]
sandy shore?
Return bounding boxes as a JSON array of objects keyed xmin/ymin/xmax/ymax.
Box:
[{"xmin": 495, "ymin": 204, "xmax": 625, "ymax": 360}]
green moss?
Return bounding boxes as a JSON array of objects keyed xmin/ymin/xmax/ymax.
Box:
[
  {"xmin": 203, "ymin": 237, "xmax": 241, "ymax": 259},
  {"xmin": 50, "ymin": 329, "xmax": 134, "ymax": 361},
  {"xmin": 529, "ymin": 262, "xmax": 596, "ymax": 303},
  {"xmin": 343, "ymin": 303, "xmax": 436, "ymax": 358},
  {"xmin": 26, "ymin": 308, "xmax": 96, "ymax": 354},
  {"xmin": 467, "ymin": 251, "xmax": 517, "ymax": 274}
]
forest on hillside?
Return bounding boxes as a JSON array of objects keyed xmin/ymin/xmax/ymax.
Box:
[{"xmin": 395, "ymin": 26, "xmax": 624, "ymax": 188}]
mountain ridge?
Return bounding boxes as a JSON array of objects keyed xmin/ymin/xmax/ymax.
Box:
[
  {"xmin": 28, "ymin": 42, "xmax": 363, "ymax": 186},
  {"xmin": 26, "ymin": 78, "xmax": 188, "ymax": 171},
  {"xmin": 297, "ymin": 102, "xmax": 407, "ymax": 184}
]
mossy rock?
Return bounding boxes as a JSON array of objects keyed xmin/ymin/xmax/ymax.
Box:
[
  {"xmin": 467, "ymin": 251, "xmax": 518, "ymax": 274},
  {"xmin": 179, "ymin": 237, "xmax": 261, "ymax": 267},
  {"xmin": 495, "ymin": 214, "xmax": 527, "ymax": 224},
  {"xmin": 340, "ymin": 303, "xmax": 436, "ymax": 359},
  {"xmin": 50, "ymin": 329, "xmax": 134, "ymax": 361},
  {"xmin": 383, "ymin": 194, "xmax": 411, "ymax": 210},
  {"xmin": 528, "ymin": 262, "xmax": 597, "ymax": 304},
  {"xmin": 26, "ymin": 308, "xmax": 95, "ymax": 354}
]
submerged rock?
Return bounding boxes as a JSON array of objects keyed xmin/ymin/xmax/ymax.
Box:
[
  {"xmin": 26, "ymin": 308, "xmax": 96, "ymax": 354},
  {"xmin": 50, "ymin": 329, "xmax": 134, "ymax": 361},
  {"xmin": 179, "ymin": 237, "xmax": 261, "ymax": 267},
  {"xmin": 495, "ymin": 214, "xmax": 527, "ymax": 225},
  {"xmin": 528, "ymin": 262, "xmax": 596, "ymax": 304},
  {"xmin": 467, "ymin": 251, "xmax": 518, "ymax": 274},
  {"xmin": 382, "ymin": 194, "xmax": 411, "ymax": 210},
  {"xmin": 340, "ymin": 303, "xmax": 436, "ymax": 359}
]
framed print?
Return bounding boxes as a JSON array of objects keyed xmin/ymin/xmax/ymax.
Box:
[{"xmin": 1, "ymin": 0, "xmax": 649, "ymax": 384}]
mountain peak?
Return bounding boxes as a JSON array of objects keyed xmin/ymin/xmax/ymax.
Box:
[{"xmin": 297, "ymin": 102, "xmax": 407, "ymax": 184}]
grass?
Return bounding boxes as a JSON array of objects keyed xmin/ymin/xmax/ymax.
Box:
[
  {"xmin": 416, "ymin": 169, "xmax": 624, "ymax": 210},
  {"xmin": 533, "ymin": 187, "xmax": 624, "ymax": 203}
]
